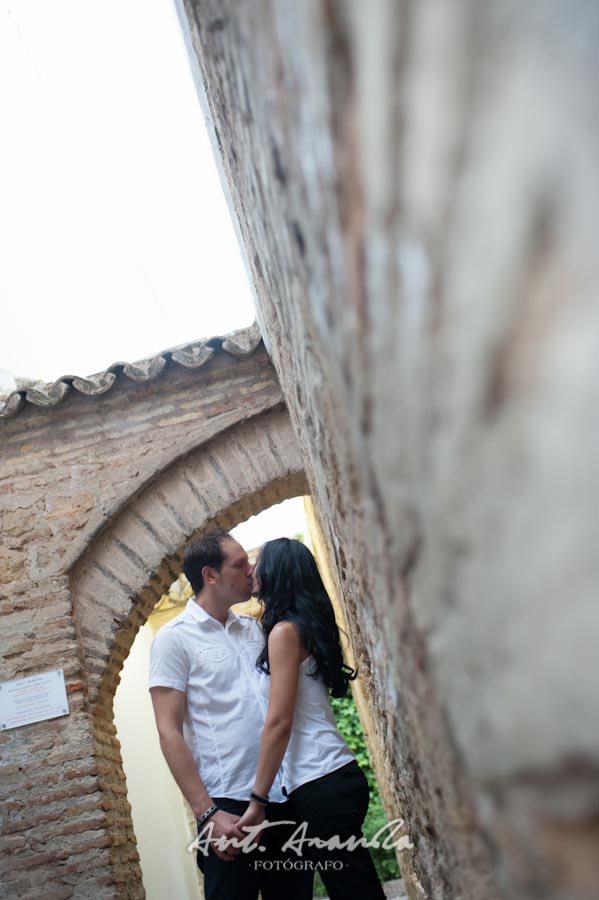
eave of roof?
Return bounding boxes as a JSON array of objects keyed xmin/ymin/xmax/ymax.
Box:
[{"xmin": 0, "ymin": 323, "xmax": 262, "ymax": 420}]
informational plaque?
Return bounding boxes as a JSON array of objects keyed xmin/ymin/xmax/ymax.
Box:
[{"xmin": 0, "ymin": 669, "xmax": 69, "ymax": 731}]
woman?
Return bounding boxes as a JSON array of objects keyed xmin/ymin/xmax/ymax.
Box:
[{"xmin": 238, "ymin": 538, "xmax": 386, "ymax": 900}]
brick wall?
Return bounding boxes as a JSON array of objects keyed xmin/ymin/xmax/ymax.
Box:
[{"xmin": 177, "ymin": 3, "xmax": 598, "ymax": 899}]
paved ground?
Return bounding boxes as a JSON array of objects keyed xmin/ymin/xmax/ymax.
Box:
[
  {"xmin": 383, "ymin": 879, "xmax": 408, "ymax": 899},
  {"xmin": 315, "ymin": 878, "xmax": 407, "ymax": 900}
]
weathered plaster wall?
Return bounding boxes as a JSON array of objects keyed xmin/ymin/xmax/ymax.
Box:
[
  {"xmin": 0, "ymin": 333, "xmax": 308, "ymax": 898},
  {"xmin": 177, "ymin": 3, "xmax": 598, "ymax": 899}
]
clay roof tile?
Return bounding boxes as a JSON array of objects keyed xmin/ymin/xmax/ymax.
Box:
[{"xmin": 0, "ymin": 323, "xmax": 262, "ymax": 420}]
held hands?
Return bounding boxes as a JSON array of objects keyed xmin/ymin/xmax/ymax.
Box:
[
  {"xmin": 202, "ymin": 810, "xmax": 246, "ymax": 861},
  {"xmin": 200, "ymin": 803, "xmax": 268, "ymax": 861}
]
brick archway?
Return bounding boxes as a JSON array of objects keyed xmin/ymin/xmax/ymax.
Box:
[
  {"xmin": 69, "ymin": 408, "xmax": 307, "ymax": 705},
  {"xmin": 0, "ymin": 329, "xmax": 309, "ymax": 899},
  {"xmin": 69, "ymin": 408, "xmax": 307, "ymax": 895}
]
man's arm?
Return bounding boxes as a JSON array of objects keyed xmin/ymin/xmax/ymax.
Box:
[{"xmin": 150, "ymin": 686, "xmax": 244, "ymax": 859}]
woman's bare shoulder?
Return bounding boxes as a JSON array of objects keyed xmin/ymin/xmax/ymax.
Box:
[
  {"xmin": 269, "ymin": 619, "xmax": 301, "ymax": 644},
  {"xmin": 269, "ymin": 620, "xmax": 309, "ymax": 661}
]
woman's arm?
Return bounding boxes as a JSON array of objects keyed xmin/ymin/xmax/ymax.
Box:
[{"xmin": 238, "ymin": 620, "xmax": 302, "ymax": 828}]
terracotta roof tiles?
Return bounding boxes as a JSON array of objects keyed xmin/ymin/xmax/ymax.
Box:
[{"xmin": 0, "ymin": 323, "xmax": 262, "ymax": 420}]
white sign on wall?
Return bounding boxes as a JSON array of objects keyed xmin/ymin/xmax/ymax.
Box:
[{"xmin": 0, "ymin": 669, "xmax": 69, "ymax": 731}]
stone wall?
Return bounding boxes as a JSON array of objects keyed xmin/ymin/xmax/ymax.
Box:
[
  {"xmin": 177, "ymin": 3, "xmax": 598, "ymax": 899},
  {"xmin": 0, "ymin": 332, "xmax": 308, "ymax": 898}
]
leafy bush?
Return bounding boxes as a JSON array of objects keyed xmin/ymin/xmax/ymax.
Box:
[{"xmin": 312, "ymin": 693, "xmax": 401, "ymax": 895}]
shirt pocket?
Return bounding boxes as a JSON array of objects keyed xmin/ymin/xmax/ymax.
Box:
[
  {"xmin": 196, "ymin": 645, "xmax": 230, "ymax": 663},
  {"xmin": 191, "ymin": 644, "xmax": 231, "ymax": 690}
]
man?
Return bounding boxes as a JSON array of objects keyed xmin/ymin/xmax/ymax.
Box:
[{"xmin": 149, "ymin": 529, "xmax": 312, "ymax": 900}]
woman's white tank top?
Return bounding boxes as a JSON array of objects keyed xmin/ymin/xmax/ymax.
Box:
[{"xmin": 259, "ymin": 655, "xmax": 355, "ymax": 794}]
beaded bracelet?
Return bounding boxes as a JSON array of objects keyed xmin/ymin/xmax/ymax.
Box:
[{"xmin": 197, "ymin": 804, "xmax": 218, "ymax": 832}]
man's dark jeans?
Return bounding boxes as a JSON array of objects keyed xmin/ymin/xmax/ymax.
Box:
[{"xmin": 196, "ymin": 797, "xmax": 313, "ymax": 900}]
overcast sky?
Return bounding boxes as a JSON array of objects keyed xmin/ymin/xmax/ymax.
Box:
[{"xmin": 1, "ymin": 0, "xmax": 255, "ymax": 384}]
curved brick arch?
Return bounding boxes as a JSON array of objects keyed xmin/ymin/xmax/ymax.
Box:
[
  {"xmin": 0, "ymin": 328, "xmax": 316, "ymax": 900},
  {"xmin": 0, "ymin": 330, "xmax": 312, "ymax": 899},
  {"xmin": 69, "ymin": 406, "xmax": 307, "ymax": 705},
  {"xmin": 66, "ymin": 406, "xmax": 308, "ymax": 895}
]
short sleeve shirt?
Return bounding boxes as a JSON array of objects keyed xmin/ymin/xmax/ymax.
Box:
[{"xmin": 149, "ymin": 598, "xmax": 285, "ymax": 803}]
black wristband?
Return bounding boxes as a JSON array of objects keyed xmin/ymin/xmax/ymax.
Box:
[
  {"xmin": 197, "ymin": 804, "xmax": 218, "ymax": 832},
  {"xmin": 250, "ymin": 790, "xmax": 269, "ymax": 806}
]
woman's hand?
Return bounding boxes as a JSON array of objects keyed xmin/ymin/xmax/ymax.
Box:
[{"xmin": 237, "ymin": 800, "xmax": 267, "ymax": 845}]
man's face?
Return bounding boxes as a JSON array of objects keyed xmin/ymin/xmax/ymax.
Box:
[{"xmin": 214, "ymin": 539, "xmax": 253, "ymax": 605}]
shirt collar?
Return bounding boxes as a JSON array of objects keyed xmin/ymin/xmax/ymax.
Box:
[{"xmin": 186, "ymin": 597, "xmax": 242, "ymax": 630}]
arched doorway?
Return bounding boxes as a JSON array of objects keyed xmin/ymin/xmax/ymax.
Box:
[
  {"xmin": 113, "ymin": 495, "xmax": 312, "ymax": 898},
  {"xmin": 68, "ymin": 410, "xmax": 308, "ymax": 895}
]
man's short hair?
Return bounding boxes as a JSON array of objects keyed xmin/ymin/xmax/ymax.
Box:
[{"xmin": 183, "ymin": 530, "xmax": 232, "ymax": 593}]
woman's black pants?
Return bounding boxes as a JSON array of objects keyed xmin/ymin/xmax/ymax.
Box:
[{"xmin": 288, "ymin": 760, "xmax": 387, "ymax": 900}]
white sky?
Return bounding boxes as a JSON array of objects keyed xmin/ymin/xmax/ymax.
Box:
[
  {"xmin": 0, "ymin": 0, "xmax": 255, "ymax": 384},
  {"xmin": 231, "ymin": 497, "xmax": 312, "ymax": 556},
  {"xmin": 0, "ymin": 2, "xmax": 309, "ymax": 539}
]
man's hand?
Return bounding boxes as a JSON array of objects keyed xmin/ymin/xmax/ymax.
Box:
[{"xmin": 201, "ymin": 810, "xmax": 246, "ymax": 861}]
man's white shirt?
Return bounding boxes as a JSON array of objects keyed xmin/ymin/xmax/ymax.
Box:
[{"xmin": 149, "ymin": 597, "xmax": 286, "ymax": 803}]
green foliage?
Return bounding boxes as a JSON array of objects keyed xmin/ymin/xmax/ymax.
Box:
[
  {"xmin": 312, "ymin": 693, "xmax": 401, "ymax": 895},
  {"xmin": 329, "ymin": 694, "xmax": 372, "ymax": 771}
]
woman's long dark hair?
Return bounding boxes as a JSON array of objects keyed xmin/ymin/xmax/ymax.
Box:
[{"xmin": 255, "ymin": 538, "xmax": 356, "ymax": 697}]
